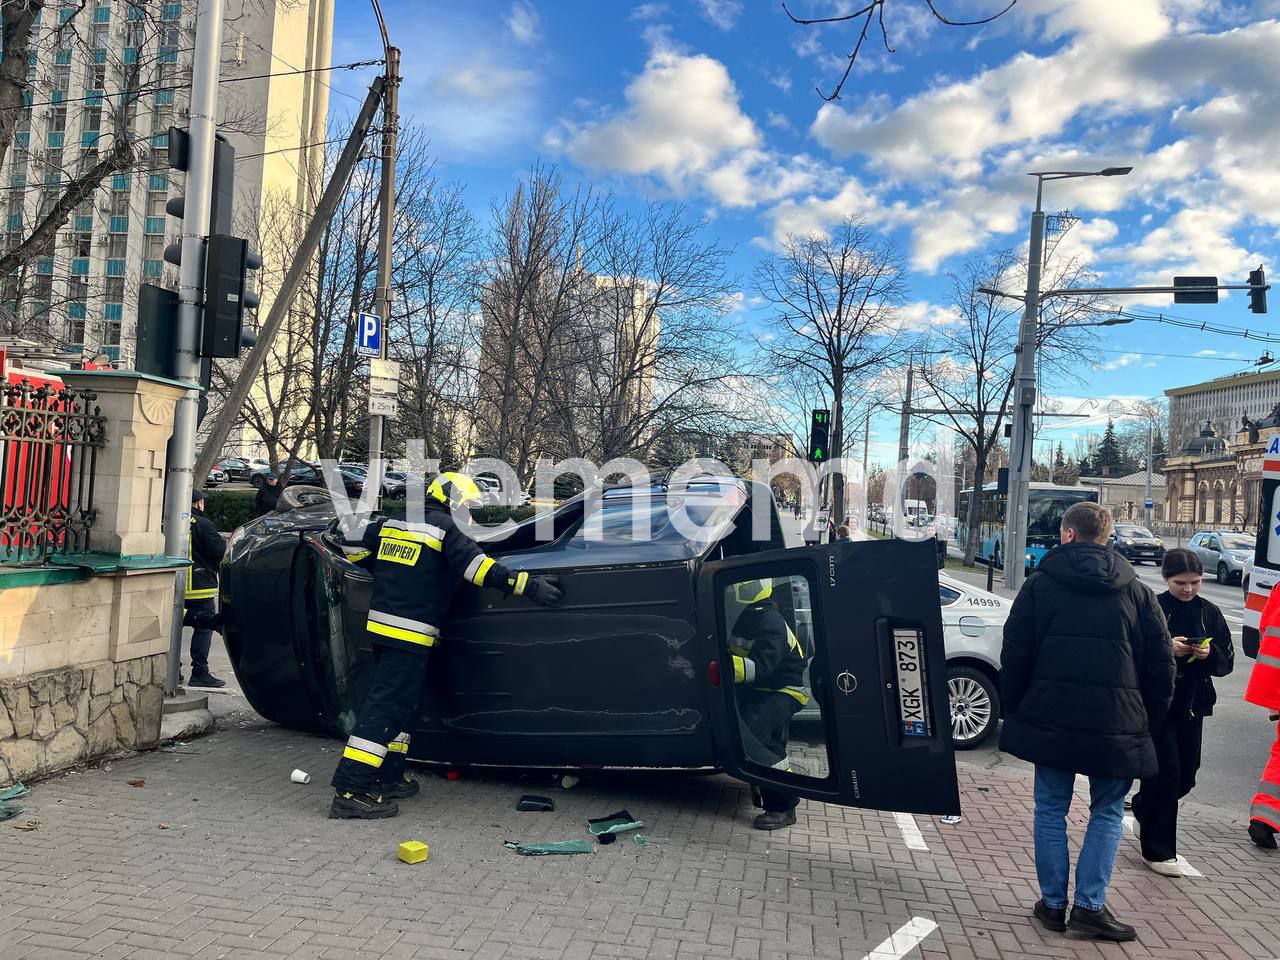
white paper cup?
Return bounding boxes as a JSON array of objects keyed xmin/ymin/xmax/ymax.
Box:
[{"xmin": 291, "ymin": 769, "xmax": 311, "ymax": 784}]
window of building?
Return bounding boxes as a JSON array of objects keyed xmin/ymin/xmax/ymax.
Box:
[
  {"xmin": 92, "ymin": 25, "xmax": 110, "ymax": 50},
  {"xmin": 49, "ymin": 106, "xmax": 67, "ymax": 133},
  {"xmin": 144, "ymin": 235, "xmax": 164, "ymax": 261},
  {"xmin": 83, "ymin": 106, "xmax": 102, "ymax": 132},
  {"xmin": 110, "ymin": 191, "xmax": 129, "ymax": 217},
  {"xmin": 75, "ymin": 233, "xmax": 92, "ymax": 257},
  {"xmin": 108, "ymin": 234, "xmax": 127, "ymax": 259},
  {"xmin": 105, "ymin": 277, "xmax": 125, "ymax": 303}
]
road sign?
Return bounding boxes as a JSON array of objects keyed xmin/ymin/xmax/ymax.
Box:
[
  {"xmin": 356, "ymin": 311, "xmax": 381, "ymax": 357},
  {"xmin": 1173, "ymin": 276, "xmax": 1219, "ymax": 304},
  {"xmin": 369, "ymin": 394, "xmax": 397, "ymax": 417},
  {"xmin": 368, "ymin": 357, "xmax": 400, "ymax": 380},
  {"xmin": 1145, "ymin": 500, "xmax": 1154, "ymax": 510}
]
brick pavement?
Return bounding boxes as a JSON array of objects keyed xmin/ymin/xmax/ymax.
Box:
[{"xmin": 1, "ymin": 716, "xmax": 1277, "ymax": 960}]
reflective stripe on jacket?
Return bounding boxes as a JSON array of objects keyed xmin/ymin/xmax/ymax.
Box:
[
  {"xmin": 185, "ymin": 511, "xmax": 224, "ymax": 601},
  {"xmin": 730, "ymin": 602, "xmax": 809, "ymax": 706},
  {"xmin": 1249, "ymin": 587, "xmax": 1280, "ymax": 710}
]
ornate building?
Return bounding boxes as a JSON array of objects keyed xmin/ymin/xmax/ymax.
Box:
[{"xmin": 1161, "ymin": 410, "xmax": 1280, "ymax": 530}]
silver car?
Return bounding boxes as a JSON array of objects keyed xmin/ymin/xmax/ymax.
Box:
[{"xmin": 1189, "ymin": 530, "xmax": 1254, "ymax": 584}]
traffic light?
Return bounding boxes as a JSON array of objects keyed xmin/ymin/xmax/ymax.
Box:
[
  {"xmin": 1250, "ymin": 267, "xmax": 1268, "ymax": 315},
  {"xmin": 808, "ymin": 409, "xmax": 830, "ymax": 462},
  {"xmin": 165, "ymin": 125, "xmax": 261, "ymax": 359}
]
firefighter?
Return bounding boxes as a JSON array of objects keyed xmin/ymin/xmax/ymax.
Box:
[
  {"xmin": 184, "ymin": 489, "xmax": 227, "ymax": 689},
  {"xmin": 729, "ymin": 578, "xmax": 808, "ymax": 830},
  {"xmin": 328, "ymin": 471, "xmax": 563, "ymax": 820},
  {"xmin": 1247, "ymin": 585, "xmax": 1280, "ymax": 849}
]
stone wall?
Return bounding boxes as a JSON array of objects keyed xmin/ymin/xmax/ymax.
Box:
[{"xmin": 0, "ymin": 653, "xmax": 165, "ymax": 785}]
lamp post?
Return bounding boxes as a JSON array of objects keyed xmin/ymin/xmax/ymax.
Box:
[{"xmin": 1003, "ymin": 166, "xmax": 1132, "ymax": 592}]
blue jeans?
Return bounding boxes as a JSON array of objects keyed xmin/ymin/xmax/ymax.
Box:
[{"xmin": 1033, "ymin": 766, "xmax": 1132, "ymax": 911}]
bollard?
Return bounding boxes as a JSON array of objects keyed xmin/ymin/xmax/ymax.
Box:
[{"xmin": 986, "ymin": 561, "xmax": 994, "ymax": 593}]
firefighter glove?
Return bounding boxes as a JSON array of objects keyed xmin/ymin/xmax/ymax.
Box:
[{"xmin": 524, "ymin": 574, "xmax": 563, "ymax": 606}]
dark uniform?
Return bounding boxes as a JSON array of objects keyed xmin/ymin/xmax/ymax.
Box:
[
  {"xmin": 729, "ymin": 580, "xmax": 808, "ymax": 829},
  {"xmin": 184, "ymin": 491, "xmax": 226, "ymax": 688},
  {"xmin": 328, "ymin": 474, "xmax": 561, "ymax": 819}
]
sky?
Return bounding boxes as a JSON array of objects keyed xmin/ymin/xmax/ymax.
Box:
[{"xmin": 325, "ymin": 0, "xmax": 1280, "ymax": 466}]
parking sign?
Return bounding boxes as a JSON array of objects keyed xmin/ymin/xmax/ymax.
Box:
[{"xmin": 356, "ymin": 311, "xmax": 381, "ymax": 357}]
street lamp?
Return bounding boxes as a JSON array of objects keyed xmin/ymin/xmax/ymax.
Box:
[{"xmin": 1003, "ymin": 165, "xmax": 1133, "ymax": 592}]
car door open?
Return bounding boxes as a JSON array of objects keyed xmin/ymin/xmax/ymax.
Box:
[{"xmin": 698, "ymin": 537, "xmax": 960, "ymax": 816}]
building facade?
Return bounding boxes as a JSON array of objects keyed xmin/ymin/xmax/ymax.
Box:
[
  {"xmin": 0, "ymin": 0, "xmax": 332, "ymax": 378},
  {"xmin": 1160, "ymin": 419, "xmax": 1274, "ymax": 530},
  {"xmin": 1078, "ymin": 470, "xmax": 1167, "ymax": 523},
  {"xmin": 1166, "ymin": 368, "xmax": 1280, "ymax": 454}
]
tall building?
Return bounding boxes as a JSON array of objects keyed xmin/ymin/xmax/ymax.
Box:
[
  {"xmin": 1166, "ymin": 368, "xmax": 1280, "ymax": 454},
  {"xmin": 0, "ymin": 0, "xmax": 333, "ymax": 375}
]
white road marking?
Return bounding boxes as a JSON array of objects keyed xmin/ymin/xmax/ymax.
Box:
[
  {"xmin": 893, "ymin": 812, "xmax": 928, "ymax": 851},
  {"xmin": 860, "ymin": 918, "xmax": 939, "ymax": 960}
]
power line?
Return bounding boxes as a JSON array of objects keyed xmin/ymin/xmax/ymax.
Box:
[
  {"xmin": 1094, "ymin": 346, "xmax": 1253, "ymax": 363},
  {"xmin": 20, "ymin": 59, "xmax": 383, "ymax": 110},
  {"xmin": 237, "ymin": 32, "xmax": 366, "ymax": 105}
]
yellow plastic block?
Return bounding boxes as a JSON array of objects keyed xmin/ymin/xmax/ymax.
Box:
[{"xmin": 398, "ymin": 840, "xmax": 429, "ymax": 864}]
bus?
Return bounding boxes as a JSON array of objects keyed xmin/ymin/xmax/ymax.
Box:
[{"xmin": 956, "ymin": 482, "xmax": 1099, "ymax": 571}]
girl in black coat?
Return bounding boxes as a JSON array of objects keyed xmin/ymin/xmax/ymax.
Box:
[{"xmin": 1131, "ymin": 548, "xmax": 1234, "ymax": 876}]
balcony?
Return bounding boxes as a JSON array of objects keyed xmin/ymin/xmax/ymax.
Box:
[
  {"xmin": 143, "ymin": 260, "xmax": 163, "ymax": 279},
  {"xmin": 108, "ymin": 216, "xmax": 128, "ymax": 233},
  {"xmin": 93, "ymin": 6, "xmax": 110, "ymax": 22},
  {"xmin": 47, "ymin": 131, "xmax": 65, "ymax": 149},
  {"xmin": 123, "ymin": 47, "xmax": 138, "ymax": 64},
  {"xmin": 148, "ymin": 175, "xmax": 168, "ymax": 192},
  {"xmin": 112, "ymin": 174, "xmax": 130, "ymax": 192},
  {"xmin": 81, "ymin": 131, "xmax": 100, "ymax": 149},
  {"xmin": 74, "ymin": 215, "xmax": 93, "ymax": 232},
  {"xmin": 144, "ymin": 217, "xmax": 165, "ymax": 235},
  {"xmin": 71, "ymin": 258, "xmax": 90, "ymax": 277},
  {"xmin": 6, "ymin": 215, "xmax": 21, "ymax": 232},
  {"xmin": 104, "ymin": 303, "xmax": 123, "ymax": 322},
  {"xmin": 36, "ymin": 258, "xmax": 53, "ymax": 275},
  {"xmin": 106, "ymin": 259, "xmax": 126, "ymax": 278}
]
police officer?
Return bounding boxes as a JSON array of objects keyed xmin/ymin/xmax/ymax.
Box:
[
  {"xmin": 328, "ymin": 471, "xmax": 563, "ymax": 820},
  {"xmin": 729, "ymin": 578, "xmax": 809, "ymax": 830},
  {"xmin": 185, "ymin": 489, "xmax": 227, "ymax": 688}
]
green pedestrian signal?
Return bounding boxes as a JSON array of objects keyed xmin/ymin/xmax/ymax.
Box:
[{"xmin": 809, "ymin": 410, "xmax": 830, "ymax": 462}]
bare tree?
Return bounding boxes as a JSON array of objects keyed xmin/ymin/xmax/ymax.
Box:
[
  {"xmin": 915, "ymin": 249, "xmax": 1104, "ymax": 565},
  {"xmin": 754, "ymin": 216, "xmax": 908, "ymax": 522},
  {"xmin": 783, "ymin": 0, "xmax": 1018, "ymax": 100}
]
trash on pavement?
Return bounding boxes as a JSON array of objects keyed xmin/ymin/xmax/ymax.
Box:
[
  {"xmin": 516, "ymin": 794, "xmax": 554, "ymax": 812},
  {"xmin": 560, "ymin": 774, "xmax": 579, "ymax": 789},
  {"xmin": 0, "ymin": 801, "xmax": 23, "ymax": 822},
  {"xmin": 398, "ymin": 840, "xmax": 430, "ymax": 864},
  {"xmin": 633, "ymin": 833, "xmax": 652, "ymax": 846},
  {"xmin": 291, "ymin": 769, "xmax": 311, "ymax": 784},
  {"xmin": 940, "ymin": 815, "xmax": 962, "ymax": 825},
  {"xmin": 128, "ymin": 778, "xmax": 145, "ymax": 787},
  {"xmin": 597, "ymin": 832, "xmax": 616, "ymax": 845},
  {"xmin": 503, "ymin": 839, "xmax": 593, "ymax": 856},
  {"xmin": 158, "ymin": 823, "xmax": 170, "ymax": 830},
  {"xmin": 587, "ymin": 809, "xmax": 644, "ymax": 836},
  {"xmin": 0, "ymin": 782, "xmax": 29, "ymax": 801},
  {"xmin": 159, "ymin": 741, "xmax": 184, "ymax": 753},
  {"xmin": 13, "ymin": 819, "xmax": 38, "ymax": 831},
  {"xmin": 445, "ymin": 770, "xmax": 461, "ymax": 781}
]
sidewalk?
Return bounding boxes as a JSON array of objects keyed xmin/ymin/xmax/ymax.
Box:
[{"xmin": 2, "ymin": 707, "xmax": 1277, "ymax": 960}]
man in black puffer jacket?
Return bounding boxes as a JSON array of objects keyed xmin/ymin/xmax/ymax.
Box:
[{"xmin": 1001, "ymin": 501, "xmax": 1173, "ymax": 944}]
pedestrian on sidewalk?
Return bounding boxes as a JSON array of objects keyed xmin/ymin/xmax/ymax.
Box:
[
  {"xmin": 184, "ymin": 489, "xmax": 227, "ymax": 689},
  {"xmin": 1245, "ymin": 580, "xmax": 1280, "ymax": 850},
  {"xmin": 1000, "ymin": 501, "xmax": 1174, "ymax": 943},
  {"xmin": 1131, "ymin": 548, "xmax": 1233, "ymax": 876},
  {"xmin": 254, "ymin": 473, "xmax": 281, "ymax": 517}
]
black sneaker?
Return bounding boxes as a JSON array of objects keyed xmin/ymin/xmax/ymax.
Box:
[
  {"xmin": 187, "ymin": 672, "xmax": 227, "ymax": 689},
  {"xmin": 1068, "ymin": 905, "xmax": 1137, "ymax": 942},
  {"xmin": 1033, "ymin": 900, "xmax": 1066, "ymax": 933},
  {"xmin": 379, "ymin": 775, "xmax": 420, "ymax": 800},
  {"xmin": 753, "ymin": 809, "xmax": 797, "ymax": 831},
  {"xmin": 328, "ymin": 791, "xmax": 398, "ymax": 820},
  {"xmin": 1249, "ymin": 819, "xmax": 1278, "ymax": 849}
]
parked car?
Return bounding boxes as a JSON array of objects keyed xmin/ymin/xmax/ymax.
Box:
[
  {"xmin": 1107, "ymin": 523, "xmax": 1165, "ymax": 565},
  {"xmin": 205, "ymin": 466, "xmax": 227, "ymax": 487},
  {"xmin": 219, "ymin": 478, "xmax": 960, "ymax": 816},
  {"xmin": 1190, "ymin": 529, "xmax": 1253, "ymax": 584},
  {"xmin": 216, "ymin": 458, "xmax": 252, "ymax": 482},
  {"xmin": 250, "ymin": 460, "xmax": 364, "ymax": 497}
]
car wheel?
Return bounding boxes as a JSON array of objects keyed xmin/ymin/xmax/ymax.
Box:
[
  {"xmin": 948, "ymin": 665, "xmax": 1000, "ymax": 749},
  {"xmin": 1217, "ymin": 562, "xmax": 1230, "ymax": 585},
  {"xmin": 250, "ymin": 475, "xmax": 264, "ymax": 489}
]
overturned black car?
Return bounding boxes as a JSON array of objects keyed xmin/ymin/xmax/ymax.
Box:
[{"xmin": 220, "ymin": 478, "xmax": 959, "ymax": 816}]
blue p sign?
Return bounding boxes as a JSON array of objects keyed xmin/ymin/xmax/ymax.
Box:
[{"xmin": 356, "ymin": 311, "xmax": 381, "ymax": 357}]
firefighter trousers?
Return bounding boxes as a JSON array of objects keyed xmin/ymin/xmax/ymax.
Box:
[
  {"xmin": 1251, "ymin": 719, "xmax": 1280, "ymax": 832},
  {"xmin": 331, "ymin": 644, "xmax": 429, "ymax": 795}
]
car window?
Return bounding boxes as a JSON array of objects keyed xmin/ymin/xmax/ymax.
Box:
[
  {"xmin": 1207, "ymin": 537, "xmax": 1219, "ymax": 550},
  {"xmin": 1117, "ymin": 526, "xmax": 1152, "ymax": 538},
  {"xmin": 564, "ymin": 495, "xmax": 737, "ymax": 551},
  {"xmin": 939, "ymin": 584, "xmax": 961, "ymax": 606},
  {"xmin": 1221, "ymin": 534, "xmax": 1252, "ymax": 551}
]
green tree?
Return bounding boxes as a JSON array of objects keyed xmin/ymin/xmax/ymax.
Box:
[{"xmin": 1096, "ymin": 418, "xmax": 1125, "ymax": 475}]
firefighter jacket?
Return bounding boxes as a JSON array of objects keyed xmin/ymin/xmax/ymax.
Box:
[
  {"xmin": 1249, "ymin": 585, "xmax": 1280, "ymax": 710},
  {"xmin": 186, "ymin": 510, "xmax": 225, "ymax": 601},
  {"xmin": 337, "ymin": 505, "xmax": 531, "ymax": 655},
  {"xmin": 730, "ymin": 601, "xmax": 809, "ymax": 707}
]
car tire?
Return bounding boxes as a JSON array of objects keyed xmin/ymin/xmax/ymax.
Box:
[
  {"xmin": 1217, "ymin": 562, "xmax": 1230, "ymax": 585},
  {"xmin": 948, "ymin": 665, "xmax": 1000, "ymax": 749},
  {"xmin": 250, "ymin": 475, "xmax": 264, "ymax": 489}
]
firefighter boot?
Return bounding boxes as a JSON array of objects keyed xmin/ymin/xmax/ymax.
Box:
[
  {"xmin": 379, "ymin": 773, "xmax": 420, "ymax": 800},
  {"xmin": 328, "ymin": 790, "xmax": 399, "ymax": 820}
]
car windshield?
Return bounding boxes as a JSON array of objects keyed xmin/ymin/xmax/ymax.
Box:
[
  {"xmin": 1221, "ymin": 534, "xmax": 1253, "ymax": 550},
  {"xmin": 1117, "ymin": 526, "xmax": 1152, "ymax": 538}
]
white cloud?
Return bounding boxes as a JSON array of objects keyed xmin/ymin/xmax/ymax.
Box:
[
  {"xmin": 630, "ymin": 2, "xmax": 668, "ymax": 20},
  {"xmin": 549, "ymin": 49, "xmax": 827, "ymax": 208},
  {"xmin": 898, "ymin": 301, "xmax": 962, "ymax": 333},
  {"xmin": 768, "ymin": 71, "xmax": 792, "ymax": 94},
  {"xmin": 766, "ymin": 111, "xmax": 791, "ymax": 131},
  {"xmin": 1095, "ymin": 352, "xmax": 1145, "ymax": 372},
  {"xmin": 698, "ymin": 0, "xmax": 742, "ymax": 31},
  {"xmin": 507, "ymin": 1, "xmax": 540, "ymax": 45},
  {"xmin": 418, "ymin": 58, "xmax": 540, "ymax": 154}
]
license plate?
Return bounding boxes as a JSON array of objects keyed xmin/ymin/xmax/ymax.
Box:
[{"xmin": 893, "ymin": 628, "xmax": 930, "ymax": 737}]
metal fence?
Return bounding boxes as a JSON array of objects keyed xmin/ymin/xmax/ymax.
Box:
[{"xmin": 0, "ymin": 380, "xmax": 106, "ymax": 566}]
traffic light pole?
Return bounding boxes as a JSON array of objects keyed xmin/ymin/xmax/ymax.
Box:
[
  {"xmin": 365, "ymin": 45, "xmax": 400, "ymax": 504},
  {"xmin": 163, "ymin": 0, "xmax": 224, "ymax": 695}
]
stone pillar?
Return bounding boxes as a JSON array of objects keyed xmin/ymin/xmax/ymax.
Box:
[{"xmin": 57, "ymin": 370, "xmax": 185, "ymax": 558}]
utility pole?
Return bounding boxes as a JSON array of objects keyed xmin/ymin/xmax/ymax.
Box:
[
  {"xmin": 364, "ymin": 44, "xmax": 400, "ymax": 504},
  {"xmin": 163, "ymin": 0, "xmax": 223, "ymax": 695},
  {"xmin": 1145, "ymin": 418, "xmax": 1154, "ymax": 528},
  {"xmin": 1003, "ymin": 193, "xmax": 1045, "ymax": 593},
  {"xmin": 895, "ymin": 359, "xmax": 913, "ymax": 532}
]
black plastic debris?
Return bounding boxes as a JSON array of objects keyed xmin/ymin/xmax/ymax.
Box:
[{"xmin": 516, "ymin": 794, "xmax": 555, "ymax": 812}]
